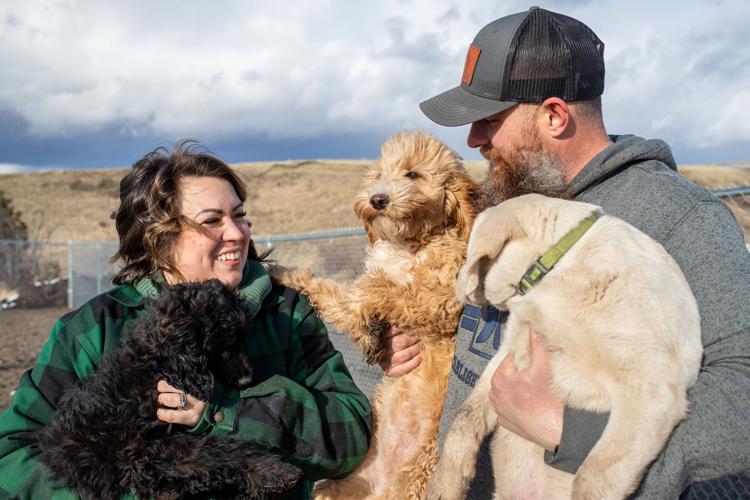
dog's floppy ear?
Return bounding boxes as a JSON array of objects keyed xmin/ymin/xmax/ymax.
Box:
[
  {"xmin": 455, "ymin": 207, "xmax": 525, "ymax": 304},
  {"xmin": 445, "ymin": 170, "xmax": 478, "ymax": 241},
  {"xmin": 363, "ymin": 220, "xmax": 378, "ymax": 245}
]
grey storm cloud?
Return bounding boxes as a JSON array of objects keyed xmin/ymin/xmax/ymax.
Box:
[{"xmin": 0, "ymin": 0, "xmax": 748, "ymax": 165}]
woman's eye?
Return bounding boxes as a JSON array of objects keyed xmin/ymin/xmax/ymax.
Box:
[
  {"xmin": 405, "ymin": 171, "xmax": 418, "ymax": 179},
  {"xmin": 233, "ymin": 212, "xmax": 247, "ymax": 219},
  {"xmin": 201, "ymin": 218, "xmax": 220, "ymax": 225}
]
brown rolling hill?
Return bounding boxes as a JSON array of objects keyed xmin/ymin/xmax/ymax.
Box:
[{"xmin": 1, "ymin": 160, "xmax": 749, "ymax": 243}]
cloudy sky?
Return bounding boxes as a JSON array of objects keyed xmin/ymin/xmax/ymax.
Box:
[{"xmin": 1, "ymin": 0, "xmax": 749, "ymax": 173}]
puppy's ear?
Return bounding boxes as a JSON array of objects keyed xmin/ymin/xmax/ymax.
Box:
[
  {"xmin": 455, "ymin": 255, "xmax": 487, "ymax": 304},
  {"xmin": 456, "ymin": 207, "xmax": 525, "ymax": 303},
  {"xmin": 363, "ymin": 221, "xmax": 378, "ymax": 245},
  {"xmin": 445, "ymin": 170, "xmax": 478, "ymax": 241}
]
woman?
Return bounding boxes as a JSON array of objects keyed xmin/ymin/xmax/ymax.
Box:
[{"xmin": 0, "ymin": 142, "xmax": 373, "ymax": 499}]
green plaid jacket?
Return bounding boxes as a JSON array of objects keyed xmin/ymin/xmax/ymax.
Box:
[{"xmin": 0, "ymin": 262, "xmax": 372, "ymax": 499}]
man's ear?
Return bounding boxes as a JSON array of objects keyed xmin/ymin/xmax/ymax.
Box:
[{"xmin": 540, "ymin": 97, "xmax": 570, "ymax": 139}]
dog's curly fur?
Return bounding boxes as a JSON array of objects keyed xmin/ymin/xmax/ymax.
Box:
[
  {"xmin": 37, "ymin": 279, "xmax": 302, "ymax": 500},
  {"xmin": 427, "ymin": 194, "xmax": 703, "ymax": 500},
  {"xmin": 275, "ymin": 131, "xmax": 478, "ymax": 499}
]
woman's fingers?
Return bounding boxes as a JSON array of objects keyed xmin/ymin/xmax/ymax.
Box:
[
  {"xmin": 157, "ymin": 380, "xmax": 177, "ymax": 393},
  {"xmin": 157, "ymin": 391, "xmax": 183, "ymax": 409},
  {"xmin": 155, "ymin": 379, "xmax": 206, "ymax": 426}
]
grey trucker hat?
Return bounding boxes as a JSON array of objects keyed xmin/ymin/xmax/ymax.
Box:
[{"xmin": 420, "ymin": 6, "xmax": 605, "ymax": 126}]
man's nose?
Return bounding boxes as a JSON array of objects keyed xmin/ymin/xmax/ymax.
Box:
[{"xmin": 467, "ymin": 121, "xmax": 489, "ymax": 149}]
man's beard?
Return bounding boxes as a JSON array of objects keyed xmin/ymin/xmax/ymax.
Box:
[{"xmin": 476, "ymin": 135, "xmax": 569, "ymax": 211}]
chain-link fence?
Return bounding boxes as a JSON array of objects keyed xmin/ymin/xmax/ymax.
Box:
[
  {"xmin": 251, "ymin": 227, "xmax": 383, "ymax": 397},
  {"xmin": 0, "ymin": 228, "xmax": 381, "ymax": 397}
]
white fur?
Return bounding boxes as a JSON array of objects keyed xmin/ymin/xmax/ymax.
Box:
[
  {"xmin": 428, "ymin": 194, "xmax": 703, "ymax": 500},
  {"xmin": 366, "ymin": 241, "xmax": 427, "ymax": 284}
]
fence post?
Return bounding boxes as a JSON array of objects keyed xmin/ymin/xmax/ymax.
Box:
[
  {"xmin": 67, "ymin": 241, "xmax": 74, "ymax": 309},
  {"xmin": 96, "ymin": 243, "xmax": 102, "ymax": 296}
]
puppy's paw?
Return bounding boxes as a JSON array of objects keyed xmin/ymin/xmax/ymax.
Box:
[
  {"xmin": 267, "ymin": 461, "xmax": 304, "ymax": 493},
  {"xmin": 269, "ymin": 265, "xmax": 314, "ymax": 291},
  {"xmin": 221, "ymin": 351, "xmax": 255, "ymax": 390},
  {"xmin": 426, "ymin": 475, "xmax": 465, "ymax": 500},
  {"xmin": 572, "ymin": 463, "xmax": 623, "ymax": 500}
]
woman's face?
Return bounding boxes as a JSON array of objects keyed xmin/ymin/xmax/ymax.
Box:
[{"xmin": 167, "ymin": 176, "xmax": 251, "ymax": 288}]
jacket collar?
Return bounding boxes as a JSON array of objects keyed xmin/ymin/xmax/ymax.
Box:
[
  {"xmin": 568, "ymin": 134, "xmax": 677, "ymax": 198},
  {"xmin": 108, "ymin": 260, "xmax": 275, "ymax": 316}
]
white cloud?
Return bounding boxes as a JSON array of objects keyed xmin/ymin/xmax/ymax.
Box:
[
  {"xmin": 0, "ymin": 0, "xmax": 748, "ymax": 161},
  {"xmin": 0, "ymin": 163, "xmax": 37, "ymax": 174}
]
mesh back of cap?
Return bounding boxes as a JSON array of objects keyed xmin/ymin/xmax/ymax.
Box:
[{"xmin": 503, "ymin": 9, "xmax": 605, "ymax": 102}]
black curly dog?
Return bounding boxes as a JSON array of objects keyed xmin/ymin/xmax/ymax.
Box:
[{"xmin": 37, "ymin": 279, "xmax": 302, "ymax": 499}]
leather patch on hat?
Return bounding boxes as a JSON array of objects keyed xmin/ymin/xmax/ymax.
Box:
[{"xmin": 462, "ymin": 45, "xmax": 481, "ymax": 85}]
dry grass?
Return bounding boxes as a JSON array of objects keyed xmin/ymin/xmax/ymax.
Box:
[
  {"xmin": 679, "ymin": 164, "xmax": 750, "ymax": 239},
  {"xmin": 0, "ymin": 161, "xmax": 748, "ymax": 242}
]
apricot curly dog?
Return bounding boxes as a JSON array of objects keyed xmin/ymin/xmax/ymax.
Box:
[{"xmin": 275, "ymin": 131, "xmax": 478, "ymax": 499}]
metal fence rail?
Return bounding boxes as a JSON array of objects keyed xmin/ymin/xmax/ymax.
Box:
[{"xmin": 713, "ymin": 186, "xmax": 750, "ymax": 198}]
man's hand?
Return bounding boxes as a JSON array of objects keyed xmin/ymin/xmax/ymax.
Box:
[
  {"xmin": 156, "ymin": 380, "xmax": 207, "ymax": 427},
  {"xmin": 489, "ymin": 329, "xmax": 563, "ymax": 453},
  {"xmin": 378, "ymin": 325, "xmax": 423, "ymax": 377}
]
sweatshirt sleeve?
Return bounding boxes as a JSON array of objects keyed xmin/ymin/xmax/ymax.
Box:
[
  {"xmin": 0, "ymin": 319, "xmax": 83, "ymax": 499},
  {"xmin": 630, "ymin": 201, "xmax": 750, "ymax": 498},
  {"xmin": 546, "ymin": 201, "xmax": 750, "ymax": 497},
  {"xmin": 195, "ymin": 292, "xmax": 373, "ymax": 482}
]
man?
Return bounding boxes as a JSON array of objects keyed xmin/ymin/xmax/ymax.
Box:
[{"xmin": 380, "ymin": 6, "xmax": 750, "ymax": 498}]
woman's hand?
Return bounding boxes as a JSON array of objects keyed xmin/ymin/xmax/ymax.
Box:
[
  {"xmin": 156, "ymin": 380, "xmax": 207, "ymax": 427},
  {"xmin": 378, "ymin": 325, "xmax": 424, "ymax": 377}
]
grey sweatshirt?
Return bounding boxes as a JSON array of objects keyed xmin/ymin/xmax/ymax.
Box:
[{"xmin": 438, "ymin": 134, "xmax": 750, "ymax": 499}]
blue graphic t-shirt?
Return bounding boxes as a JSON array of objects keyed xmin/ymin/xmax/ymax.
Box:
[{"xmin": 440, "ymin": 303, "xmax": 507, "ymax": 499}]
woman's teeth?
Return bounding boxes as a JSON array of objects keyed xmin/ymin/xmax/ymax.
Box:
[{"xmin": 217, "ymin": 251, "xmax": 240, "ymax": 262}]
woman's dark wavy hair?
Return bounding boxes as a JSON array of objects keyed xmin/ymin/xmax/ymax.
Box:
[{"xmin": 111, "ymin": 140, "xmax": 263, "ymax": 285}]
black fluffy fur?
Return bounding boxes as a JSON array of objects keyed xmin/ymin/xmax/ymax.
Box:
[{"xmin": 37, "ymin": 279, "xmax": 302, "ymax": 499}]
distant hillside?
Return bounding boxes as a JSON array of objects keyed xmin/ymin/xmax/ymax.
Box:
[{"xmin": 1, "ymin": 160, "xmax": 748, "ymax": 243}]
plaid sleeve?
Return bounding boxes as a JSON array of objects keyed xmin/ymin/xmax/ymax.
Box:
[
  {"xmin": 199, "ymin": 290, "xmax": 373, "ymax": 486},
  {"xmin": 0, "ymin": 299, "xmax": 138, "ymax": 500},
  {"xmin": 0, "ymin": 318, "xmax": 86, "ymax": 499}
]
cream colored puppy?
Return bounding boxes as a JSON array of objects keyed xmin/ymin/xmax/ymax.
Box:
[{"xmin": 428, "ymin": 194, "xmax": 702, "ymax": 500}]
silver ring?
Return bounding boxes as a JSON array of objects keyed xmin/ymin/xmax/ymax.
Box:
[{"xmin": 178, "ymin": 392, "xmax": 187, "ymax": 410}]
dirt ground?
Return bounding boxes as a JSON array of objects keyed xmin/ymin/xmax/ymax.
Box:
[{"xmin": 0, "ymin": 307, "xmax": 68, "ymax": 408}]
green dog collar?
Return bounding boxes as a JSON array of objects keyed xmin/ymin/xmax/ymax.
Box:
[{"xmin": 516, "ymin": 211, "xmax": 601, "ymax": 296}]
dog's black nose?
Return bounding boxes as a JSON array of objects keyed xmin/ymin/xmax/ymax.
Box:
[{"xmin": 370, "ymin": 194, "xmax": 390, "ymax": 210}]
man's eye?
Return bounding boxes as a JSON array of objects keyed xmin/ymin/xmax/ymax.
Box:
[{"xmin": 405, "ymin": 171, "xmax": 418, "ymax": 179}]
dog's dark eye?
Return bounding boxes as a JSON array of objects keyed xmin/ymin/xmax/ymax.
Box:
[{"xmin": 405, "ymin": 171, "xmax": 418, "ymax": 180}]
